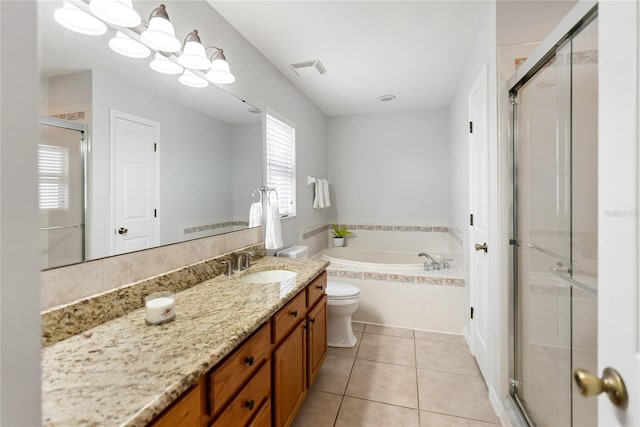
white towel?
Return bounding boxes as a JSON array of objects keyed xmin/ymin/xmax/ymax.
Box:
[
  {"xmin": 265, "ymin": 192, "xmax": 283, "ymax": 249},
  {"xmin": 322, "ymin": 179, "xmax": 331, "ymax": 208},
  {"xmin": 312, "ymin": 179, "xmax": 320, "ymax": 209},
  {"xmin": 248, "ymin": 202, "xmax": 262, "ymax": 228},
  {"xmin": 317, "ymin": 180, "xmax": 326, "ymax": 208}
]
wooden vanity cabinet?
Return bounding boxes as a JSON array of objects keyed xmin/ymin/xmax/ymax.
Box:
[
  {"xmin": 306, "ymin": 294, "xmax": 327, "ymax": 388},
  {"xmin": 148, "ymin": 270, "xmax": 328, "ymax": 427}
]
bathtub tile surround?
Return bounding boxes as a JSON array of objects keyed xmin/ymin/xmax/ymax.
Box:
[
  {"xmin": 42, "ymin": 242, "xmax": 266, "ymax": 347},
  {"xmin": 42, "ymin": 257, "xmax": 329, "ymax": 427},
  {"xmin": 333, "ymin": 223, "xmax": 448, "ymax": 233},
  {"xmin": 294, "ymin": 325, "xmax": 500, "ymax": 426},
  {"xmin": 329, "ymin": 268, "xmax": 464, "ymax": 287},
  {"xmin": 302, "ymin": 223, "xmax": 331, "ymax": 240},
  {"xmin": 182, "ymin": 220, "xmax": 250, "ymax": 235}
]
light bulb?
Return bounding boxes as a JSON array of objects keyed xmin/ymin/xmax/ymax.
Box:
[
  {"xmin": 109, "ymin": 31, "xmax": 151, "ymax": 58},
  {"xmin": 89, "ymin": 0, "xmax": 141, "ymax": 27},
  {"xmin": 178, "ymin": 70, "xmax": 208, "ymax": 88},
  {"xmin": 206, "ymin": 58, "xmax": 236, "ymax": 84},
  {"xmin": 149, "ymin": 53, "xmax": 184, "ymax": 74},
  {"xmin": 54, "ymin": 1, "xmax": 107, "ymax": 36}
]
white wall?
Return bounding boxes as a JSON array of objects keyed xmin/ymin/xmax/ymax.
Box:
[
  {"xmin": 232, "ymin": 123, "xmax": 263, "ymax": 221},
  {"xmin": 0, "ymin": 2, "xmax": 42, "ymax": 423},
  {"xmin": 328, "ymin": 109, "xmax": 449, "ymax": 225},
  {"xmin": 448, "ymin": 0, "xmax": 500, "ymax": 410}
]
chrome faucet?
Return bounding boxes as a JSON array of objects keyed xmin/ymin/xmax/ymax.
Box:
[
  {"xmin": 222, "ymin": 259, "xmax": 234, "ymax": 276},
  {"xmin": 419, "ymin": 252, "xmax": 440, "ymax": 271},
  {"xmin": 234, "ymin": 251, "xmax": 254, "ymax": 271}
]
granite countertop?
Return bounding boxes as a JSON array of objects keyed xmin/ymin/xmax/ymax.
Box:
[{"xmin": 42, "ymin": 256, "xmax": 329, "ymax": 427}]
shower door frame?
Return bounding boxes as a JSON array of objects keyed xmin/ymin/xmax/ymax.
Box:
[
  {"xmin": 39, "ymin": 116, "xmax": 88, "ymax": 266},
  {"xmin": 507, "ymin": 3, "xmax": 598, "ymax": 425}
]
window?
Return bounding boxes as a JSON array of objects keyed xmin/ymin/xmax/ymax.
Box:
[
  {"xmin": 265, "ymin": 112, "xmax": 296, "ymax": 217},
  {"xmin": 38, "ymin": 144, "xmax": 69, "ymax": 210}
]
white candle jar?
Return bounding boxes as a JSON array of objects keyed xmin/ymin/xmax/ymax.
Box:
[{"xmin": 145, "ymin": 292, "xmax": 176, "ymax": 325}]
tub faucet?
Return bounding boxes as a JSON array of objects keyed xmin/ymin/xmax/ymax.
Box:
[{"xmin": 419, "ymin": 253, "xmax": 440, "ymax": 271}]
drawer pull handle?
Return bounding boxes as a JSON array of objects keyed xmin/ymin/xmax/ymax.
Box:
[
  {"xmin": 245, "ymin": 400, "xmax": 255, "ymax": 410},
  {"xmin": 309, "ymin": 318, "xmax": 316, "ymax": 324},
  {"xmin": 245, "ymin": 356, "xmax": 254, "ymax": 366},
  {"xmin": 316, "ymin": 285, "xmax": 323, "ymax": 290},
  {"xmin": 303, "ymin": 324, "xmax": 309, "ymax": 330},
  {"xmin": 291, "ymin": 310, "xmax": 298, "ymax": 318}
]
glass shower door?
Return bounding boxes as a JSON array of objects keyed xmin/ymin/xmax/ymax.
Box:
[{"xmin": 511, "ymin": 16, "xmax": 598, "ymax": 427}]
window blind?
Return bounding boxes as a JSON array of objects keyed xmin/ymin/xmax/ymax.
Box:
[
  {"xmin": 38, "ymin": 144, "xmax": 69, "ymax": 210},
  {"xmin": 266, "ymin": 113, "xmax": 296, "ymax": 217}
]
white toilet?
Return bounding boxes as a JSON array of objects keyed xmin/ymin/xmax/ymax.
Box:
[{"xmin": 277, "ymin": 245, "xmax": 360, "ymax": 348}]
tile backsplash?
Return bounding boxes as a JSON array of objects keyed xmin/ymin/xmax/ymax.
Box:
[{"xmin": 41, "ymin": 226, "xmax": 263, "ymax": 310}]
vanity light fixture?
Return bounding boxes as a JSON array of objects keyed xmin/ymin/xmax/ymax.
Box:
[
  {"xmin": 140, "ymin": 4, "xmax": 181, "ymax": 53},
  {"xmin": 178, "ymin": 30, "xmax": 211, "ymax": 70},
  {"xmin": 205, "ymin": 48, "xmax": 236, "ymax": 84},
  {"xmin": 89, "ymin": 0, "xmax": 141, "ymax": 28},
  {"xmin": 109, "ymin": 31, "xmax": 151, "ymax": 58},
  {"xmin": 149, "ymin": 52, "xmax": 184, "ymax": 74},
  {"xmin": 179, "ymin": 70, "xmax": 209, "ymax": 88},
  {"xmin": 54, "ymin": 1, "xmax": 107, "ymax": 36}
]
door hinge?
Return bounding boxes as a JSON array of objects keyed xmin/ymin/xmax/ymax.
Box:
[
  {"xmin": 154, "ymin": 209, "xmax": 157, "ymax": 218},
  {"xmin": 154, "ymin": 143, "xmax": 157, "ymax": 152},
  {"xmin": 510, "ymin": 94, "xmax": 518, "ymax": 105},
  {"xmin": 509, "ymin": 239, "xmax": 517, "ymax": 245},
  {"xmin": 509, "ymin": 379, "xmax": 520, "ymax": 394},
  {"xmin": 470, "ymin": 306, "xmax": 474, "ymax": 319},
  {"xmin": 469, "ymin": 121, "xmax": 473, "ymax": 133},
  {"xmin": 470, "ymin": 214, "xmax": 474, "ymax": 226}
]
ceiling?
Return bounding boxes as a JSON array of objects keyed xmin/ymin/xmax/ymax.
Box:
[{"xmin": 210, "ymin": 1, "xmax": 490, "ymax": 117}]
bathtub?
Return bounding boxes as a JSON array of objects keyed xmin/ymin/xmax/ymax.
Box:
[
  {"xmin": 322, "ymin": 247, "xmax": 462, "ymax": 278},
  {"xmin": 319, "ymin": 246, "xmax": 465, "ymax": 334}
]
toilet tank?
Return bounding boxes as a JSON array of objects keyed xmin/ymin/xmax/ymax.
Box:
[{"xmin": 276, "ymin": 245, "xmax": 309, "ymax": 259}]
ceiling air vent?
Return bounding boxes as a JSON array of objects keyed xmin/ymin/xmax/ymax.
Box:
[{"xmin": 290, "ymin": 60, "xmax": 327, "ymax": 78}]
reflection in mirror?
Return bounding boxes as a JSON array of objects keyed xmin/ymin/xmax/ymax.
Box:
[{"xmin": 38, "ymin": 1, "xmax": 264, "ymax": 270}]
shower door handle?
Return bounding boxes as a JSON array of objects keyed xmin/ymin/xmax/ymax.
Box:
[
  {"xmin": 574, "ymin": 367, "xmax": 628, "ymax": 409},
  {"xmin": 474, "ymin": 242, "xmax": 488, "ymax": 253}
]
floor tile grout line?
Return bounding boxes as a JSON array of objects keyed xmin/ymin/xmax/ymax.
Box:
[
  {"xmin": 415, "ymin": 365, "xmax": 484, "ymax": 379},
  {"xmin": 341, "ymin": 394, "xmax": 421, "ymax": 412},
  {"xmin": 421, "ymin": 408, "xmax": 501, "ymax": 425},
  {"xmin": 353, "ymin": 356, "xmax": 417, "ymax": 369},
  {"xmin": 414, "ymin": 332, "xmax": 421, "ymax": 414}
]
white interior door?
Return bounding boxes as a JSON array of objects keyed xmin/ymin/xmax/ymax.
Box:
[
  {"xmin": 596, "ymin": 2, "xmax": 639, "ymax": 424},
  {"xmin": 469, "ymin": 65, "xmax": 491, "ymax": 383},
  {"xmin": 111, "ymin": 110, "xmax": 159, "ymax": 255}
]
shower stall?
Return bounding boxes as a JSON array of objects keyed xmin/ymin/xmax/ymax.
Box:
[
  {"xmin": 509, "ymin": 6, "xmax": 598, "ymax": 426},
  {"xmin": 39, "ymin": 117, "xmax": 87, "ymax": 269}
]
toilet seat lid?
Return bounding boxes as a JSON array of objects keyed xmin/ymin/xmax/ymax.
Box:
[{"xmin": 327, "ymin": 282, "xmax": 360, "ymax": 299}]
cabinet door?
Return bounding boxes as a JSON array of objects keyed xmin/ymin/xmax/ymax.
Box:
[
  {"xmin": 273, "ymin": 321, "xmax": 307, "ymax": 427},
  {"xmin": 307, "ymin": 295, "xmax": 327, "ymax": 388},
  {"xmin": 151, "ymin": 382, "xmax": 202, "ymax": 427}
]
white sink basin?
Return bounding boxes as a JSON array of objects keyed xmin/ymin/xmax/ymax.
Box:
[{"xmin": 240, "ymin": 270, "xmax": 297, "ymax": 284}]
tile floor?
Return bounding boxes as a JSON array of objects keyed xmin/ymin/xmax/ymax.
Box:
[{"xmin": 292, "ymin": 323, "xmax": 501, "ymax": 427}]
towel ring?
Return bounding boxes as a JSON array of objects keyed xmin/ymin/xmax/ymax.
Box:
[{"xmin": 252, "ymin": 188, "xmax": 263, "ymax": 203}]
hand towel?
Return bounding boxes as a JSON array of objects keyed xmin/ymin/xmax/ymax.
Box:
[
  {"xmin": 248, "ymin": 201, "xmax": 262, "ymax": 227},
  {"xmin": 322, "ymin": 179, "xmax": 331, "ymax": 208},
  {"xmin": 317, "ymin": 179, "xmax": 326, "ymax": 208},
  {"xmin": 265, "ymin": 192, "xmax": 283, "ymax": 249},
  {"xmin": 312, "ymin": 179, "xmax": 320, "ymax": 209}
]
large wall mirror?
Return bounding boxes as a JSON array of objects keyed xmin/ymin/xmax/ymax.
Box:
[{"xmin": 38, "ymin": 1, "xmax": 264, "ymax": 270}]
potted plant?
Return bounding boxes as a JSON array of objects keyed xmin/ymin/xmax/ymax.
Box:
[{"xmin": 331, "ymin": 225, "xmax": 353, "ymax": 247}]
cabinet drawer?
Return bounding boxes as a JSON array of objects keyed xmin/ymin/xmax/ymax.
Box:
[
  {"xmin": 209, "ymin": 323, "xmax": 271, "ymax": 417},
  {"xmin": 212, "ymin": 360, "xmax": 271, "ymax": 427},
  {"xmin": 306, "ymin": 272, "xmax": 327, "ymax": 308},
  {"xmin": 273, "ymin": 291, "xmax": 306, "ymax": 344},
  {"xmin": 151, "ymin": 383, "xmax": 201, "ymax": 427},
  {"xmin": 248, "ymin": 398, "xmax": 271, "ymax": 427}
]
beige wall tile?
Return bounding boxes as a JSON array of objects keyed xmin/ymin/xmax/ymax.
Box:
[{"xmin": 41, "ymin": 260, "xmax": 103, "ymax": 309}]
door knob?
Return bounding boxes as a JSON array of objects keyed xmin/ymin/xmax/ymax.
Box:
[
  {"xmin": 118, "ymin": 227, "xmax": 128, "ymax": 235},
  {"xmin": 475, "ymin": 242, "xmax": 488, "ymax": 253},
  {"xmin": 574, "ymin": 367, "xmax": 628, "ymax": 409}
]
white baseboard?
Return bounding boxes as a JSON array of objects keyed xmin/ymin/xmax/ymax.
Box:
[{"xmin": 463, "ymin": 325, "xmax": 473, "ymax": 353}]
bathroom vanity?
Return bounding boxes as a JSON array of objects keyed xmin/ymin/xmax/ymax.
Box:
[{"xmin": 41, "ymin": 257, "xmax": 328, "ymax": 427}]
